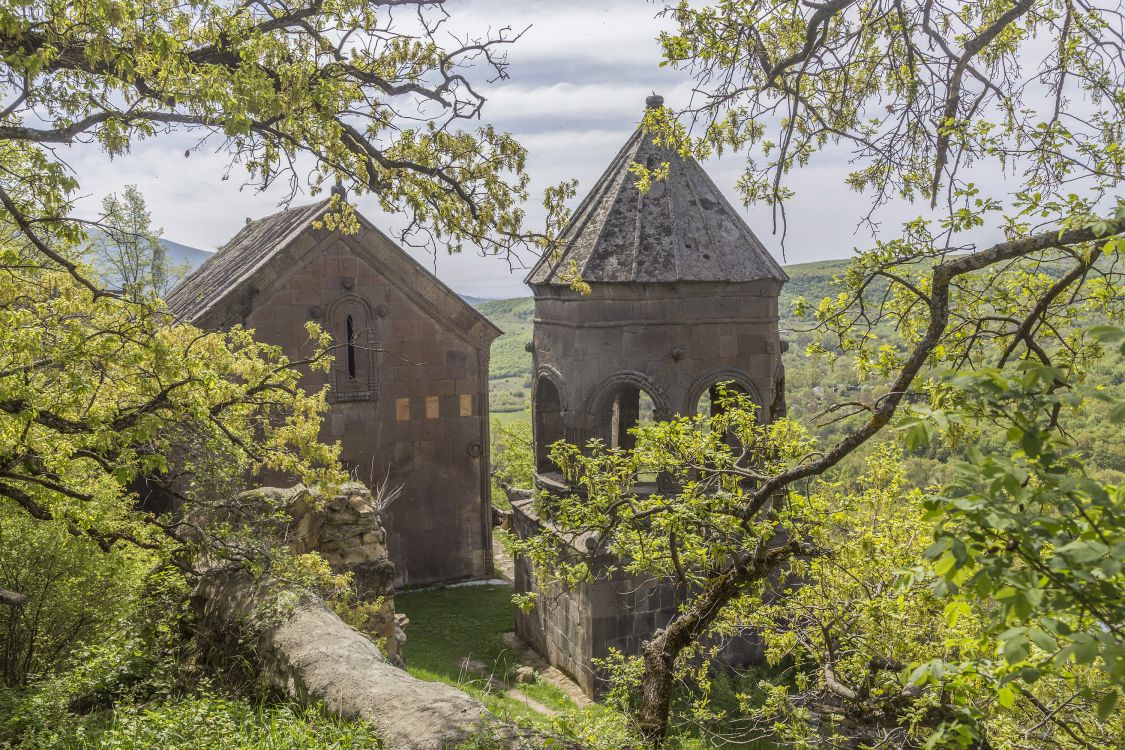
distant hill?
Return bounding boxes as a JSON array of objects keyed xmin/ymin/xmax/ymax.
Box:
[
  {"xmin": 161, "ymin": 238, "xmax": 213, "ymax": 272},
  {"xmin": 459, "ymin": 294, "xmax": 495, "ymax": 307}
]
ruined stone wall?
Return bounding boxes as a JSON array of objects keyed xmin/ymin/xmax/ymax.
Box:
[
  {"xmin": 511, "ymin": 503, "xmax": 593, "ymax": 692},
  {"xmin": 511, "ymin": 498, "xmax": 763, "ymax": 698},
  {"xmin": 284, "ymin": 484, "xmax": 402, "ymax": 661},
  {"xmin": 194, "ymin": 571, "xmax": 493, "ymax": 750}
]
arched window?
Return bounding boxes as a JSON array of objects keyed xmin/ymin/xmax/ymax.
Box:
[
  {"xmin": 534, "ymin": 376, "xmax": 565, "ymax": 473},
  {"xmin": 694, "ymin": 381, "xmax": 752, "ymax": 420},
  {"xmin": 596, "ymin": 384, "xmax": 657, "ymax": 451},
  {"xmin": 346, "ymin": 314, "xmax": 357, "ymax": 379},
  {"xmin": 331, "ymin": 297, "xmax": 375, "ymax": 401},
  {"xmin": 693, "ymin": 380, "xmax": 758, "ymax": 452}
]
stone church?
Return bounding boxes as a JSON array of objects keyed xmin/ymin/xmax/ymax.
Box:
[
  {"xmin": 511, "ymin": 95, "xmax": 789, "ymax": 695},
  {"xmin": 166, "ymin": 200, "xmax": 501, "ymax": 587}
]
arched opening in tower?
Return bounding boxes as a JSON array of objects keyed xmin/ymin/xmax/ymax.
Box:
[
  {"xmin": 598, "ymin": 385, "xmax": 656, "ymax": 451},
  {"xmin": 694, "ymin": 381, "xmax": 758, "ymax": 453},
  {"xmin": 534, "ymin": 376, "xmax": 565, "ymax": 473},
  {"xmin": 694, "ymin": 381, "xmax": 752, "ymax": 420}
]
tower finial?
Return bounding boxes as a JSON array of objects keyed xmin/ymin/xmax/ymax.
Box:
[
  {"xmin": 645, "ymin": 93, "xmax": 664, "ymax": 109},
  {"xmin": 330, "ymin": 179, "xmax": 346, "ymax": 201}
]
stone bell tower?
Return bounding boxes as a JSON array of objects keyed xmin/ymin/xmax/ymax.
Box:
[
  {"xmin": 525, "ymin": 94, "xmax": 789, "ymax": 486},
  {"xmin": 512, "ymin": 95, "xmax": 789, "ymax": 695}
]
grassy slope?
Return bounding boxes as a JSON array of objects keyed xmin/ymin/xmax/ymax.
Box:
[{"xmin": 394, "ymin": 585, "xmax": 577, "ymax": 727}]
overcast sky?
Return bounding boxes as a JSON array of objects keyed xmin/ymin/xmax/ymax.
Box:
[{"xmin": 66, "ymin": 0, "xmax": 946, "ymax": 298}]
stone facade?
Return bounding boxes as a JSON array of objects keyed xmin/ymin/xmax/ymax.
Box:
[
  {"xmin": 511, "ymin": 500, "xmax": 681, "ymax": 695},
  {"xmin": 511, "ymin": 500, "xmax": 764, "ymax": 696},
  {"xmin": 529, "ymin": 280, "xmax": 785, "ymax": 466},
  {"xmin": 168, "ymin": 204, "xmax": 501, "ymax": 587},
  {"xmin": 512, "ymin": 96, "xmax": 787, "ymax": 696}
]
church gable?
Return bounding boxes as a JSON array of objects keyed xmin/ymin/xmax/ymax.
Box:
[
  {"xmin": 166, "ymin": 202, "xmax": 500, "ymax": 353},
  {"xmin": 167, "ymin": 203, "xmax": 501, "ymax": 587}
]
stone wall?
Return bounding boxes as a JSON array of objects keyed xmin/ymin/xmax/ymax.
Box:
[
  {"xmin": 281, "ymin": 483, "xmax": 403, "ymax": 662},
  {"xmin": 197, "ymin": 214, "xmax": 498, "ymax": 588},
  {"xmin": 511, "ymin": 497, "xmax": 763, "ymax": 698},
  {"xmin": 194, "ymin": 571, "xmax": 494, "ymax": 750},
  {"xmin": 530, "ymin": 280, "xmax": 784, "ymax": 427}
]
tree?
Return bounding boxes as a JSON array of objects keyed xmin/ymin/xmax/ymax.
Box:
[
  {"xmin": 0, "ymin": 1, "xmax": 569, "ymax": 580},
  {"xmin": 0, "ymin": 505, "xmax": 148, "ymax": 687},
  {"xmin": 743, "ymin": 436, "xmax": 1123, "ymax": 749},
  {"xmin": 0, "ymin": 0, "xmax": 572, "ymax": 271},
  {"xmin": 518, "ymin": 0, "xmax": 1123, "ymax": 744},
  {"xmin": 0, "ymin": 217, "xmax": 344, "ymax": 561},
  {"xmin": 87, "ymin": 186, "xmax": 184, "ymax": 300}
]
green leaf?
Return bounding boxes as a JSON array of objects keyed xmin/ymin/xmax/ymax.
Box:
[
  {"xmin": 944, "ymin": 600, "xmax": 971, "ymax": 628},
  {"xmin": 1072, "ymin": 638, "xmax": 1099, "ymax": 665},
  {"xmin": 908, "ymin": 663, "xmax": 931, "ymax": 686},
  {"xmin": 1057, "ymin": 540, "xmax": 1109, "ymax": 563},
  {"xmin": 996, "ymin": 686, "xmax": 1015, "ymax": 708},
  {"xmin": 1089, "ymin": 325, "xmax": 1125, "ymax": 343},
  {"xmin": 1027, "ymin": 629, "xmax": 1056, "ymax": 652},
  {"xmin": 1097, "ymin": 691, "xmax": 1118, "ymax": 721}
]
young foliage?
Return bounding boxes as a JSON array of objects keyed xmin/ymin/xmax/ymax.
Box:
[
  {"xmin": 0, "ymin": 0, "xmax": 575, "ymax": 268},
  {"xmin": 582, "ymin": 5, "xmax": 1125, "ymax": 742},
  {"xmin": 0, "ymin": 216, "xmax": 344, "ymax": 576}
]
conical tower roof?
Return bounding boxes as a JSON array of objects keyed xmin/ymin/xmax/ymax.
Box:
[{"xmin": 526, "ymin": 97, "xmax": 788, "ymax": 287}]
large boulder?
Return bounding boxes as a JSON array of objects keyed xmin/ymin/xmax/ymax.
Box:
[{"xmin": 195, "ymin": 572, "xmax": 493, "ymax": 750}]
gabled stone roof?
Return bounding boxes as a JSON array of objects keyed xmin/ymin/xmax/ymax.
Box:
[
  {"xmin": 165, "ymin": 201, "xmax": 329, "ymax": 322},
  {"xmin": 165, "ymin": 201, "xmax": 501, "ymax": 347},
  {"xmin": 526, "ymin": 109, "xmax": 788, "ymax": 287}
]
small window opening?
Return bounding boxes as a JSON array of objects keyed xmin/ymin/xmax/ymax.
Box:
[
  {"xmin": 606, "ymin": 386, "xmax": 655, "ymax": 450},
  {"xmin": 535, "ymin": 377, "xmax": 564, "ymax": 473},
  {"xmin": 695, "ymin": 381, "xmax": 754, "ymax": 449},
  {"xmin": 346, "ymin": 315, "xmax": 357, "ymax": 380},
  {"xmin": 595, "ymin": 384, "xmax": 659, "ymax": 484}
]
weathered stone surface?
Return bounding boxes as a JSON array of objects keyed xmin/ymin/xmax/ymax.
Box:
[
  {"xmin": 516, "ymin": 97, "xmax": 783, "ymax": 698},
  {"xmin": 512, "ymin": 500, "xmax": 764, "ymax": 698},
  {"xmin": 283, "ymin": 483, "xmax": 401, "ymax": 662},
  {"xmin": 167, "ymin": 200, "xmax": 501, "ymax": 588},
  {"xmin": 195, "ymin": 574, "xmax": 492, "ymax": 750},
  {"xmin": 525, "ymin": 100, "xmax": 787, "ymax": 287}
]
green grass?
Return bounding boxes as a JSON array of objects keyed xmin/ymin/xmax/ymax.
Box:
[
  {"xmin": 7, "ymin": 695, "xmax": 383, "ymax": 750},
  {"xmin": 490, "ymin": 408, "xmax": 529, "ymax": 426},
  {"xmin": 395, "ymin": 585, "xmax": 519, "ymax": 683},
  {"xmin": 394, "ymin": 584, "xmax": 577, "ymax": 728}
]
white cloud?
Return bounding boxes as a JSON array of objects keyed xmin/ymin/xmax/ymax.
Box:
[{"xmin": 57, "ymin": 0, "xmax": 1014, "ymax": 299}]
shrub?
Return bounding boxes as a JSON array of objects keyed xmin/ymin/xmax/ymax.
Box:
[
  {"xmin": 0, "ymin": 509, "xmax": 151, "ymax": 688},
  {"xmin": 6, "ymin": 694, "xmax": 382, "ymax": 750}
]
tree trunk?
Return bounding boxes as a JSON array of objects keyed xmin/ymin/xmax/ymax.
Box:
[
  {"xmin": 0, "ymin": 589, "xmax": 27, "ymax": 607},
  {"xmin": 638, "ymin": 632, "xmax": 678, "ymax": 743},
  {"xmin": 635, "ymin": 540, "xmax": 797, "ymax": 746}
]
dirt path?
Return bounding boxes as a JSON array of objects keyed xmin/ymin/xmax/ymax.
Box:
[
  {"xmin": 492, "ymin": 535, "xmax": 516, "ymax": 582},
  {"xmin": 503, "ymin": 687, "xmax": 559, "ymax": 716},
  {"xmin": 501, "ymin": 632, "xmax": 593, "ymax": 708}
]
